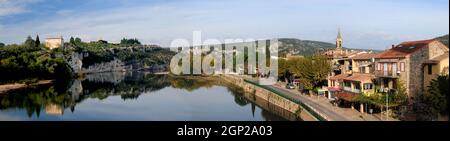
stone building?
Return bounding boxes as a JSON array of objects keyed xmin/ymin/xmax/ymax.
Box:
[
  {"xmin": 374, "ymin": 39, "xmax": 449, "ymax": 102},
  {"xmin": 45, "ymin": 37, "xmax": 64, "ymax": 50}
]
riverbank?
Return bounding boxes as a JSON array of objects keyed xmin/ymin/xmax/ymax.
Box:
[{"xmin": 0, "ymin": 80, "xmax": 53, "ymax": 94}]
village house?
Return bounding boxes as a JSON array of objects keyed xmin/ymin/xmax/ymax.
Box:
[
  {"xmin": 324, "ymin": 29, "xmax": 369, "ymax": 101},
  {"xmin": 423, "ymin": 51, "xmax": 449, "ymax": 94},
  {"xmin": 45, "ymin": 37, "xmax": 64, "ymax": 50},
  {"xmin": 373, "ymin": 39, "xmax": 449, "ymax": 102},
  {"xmin": 325, "ymin": 37, "xmax": 449, "ymax": 115}
]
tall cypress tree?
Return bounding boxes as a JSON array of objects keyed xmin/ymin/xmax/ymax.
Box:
[
  {"xmin": 70, "ymin": 37, "xmax": 75, "ymax": 45},
  {"xmin": 35, "ymin": 35, "xmax": 40, "ymax": 48}
]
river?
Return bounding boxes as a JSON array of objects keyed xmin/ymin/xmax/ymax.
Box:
[{"xmin": 0, "ymin": 72, "xmax": 302, "ymax": 121}]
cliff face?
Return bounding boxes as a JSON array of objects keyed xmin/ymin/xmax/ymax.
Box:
[
  {"xmin": 65, "ymin": 46, "xmax": 174, "ymax": 75},
  {"xmin": 66, "ymin": 52, "xmax": 132, "ymax": 74}
]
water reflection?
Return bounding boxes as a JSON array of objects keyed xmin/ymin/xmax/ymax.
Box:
[{"xmin": 0, "ymin": 72, "xmax": 301, "ymax": 121}]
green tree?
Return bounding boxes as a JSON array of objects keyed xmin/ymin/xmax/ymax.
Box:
[
  {"xmin": 290, "ymin": 55, "xmax": 331, "ymax": 91},
  {"xmin": 0, "ymin": 42, "xmax": 5, "ymax": 47},
  {"xmin": 69, "ymin": 37, "xmax": 75, "ymax": 45},
  {"xmin": 422, "ymin": 75, "xmax": 449, "ymax": 119},
  {"xmin": 278, "ymin": 59, "xmax": 290, "ymax": 82},
  {"xmin": 393, "ymin": 79, "xmax": 408, "ymax": 105},
  {"xmin": 24, "ymin": 35, "xmax": 36, "ymax": 48},
  {"xmin": 120, "ymin": 38, "xmax": 141, "ymax": 46},
  {"xmin": 35, "ymin": 35, "xmax": 40, "ymax": 48},
  {"xmin": 75, "ymin": 37, "xmax": 82, "ymax": 45}
]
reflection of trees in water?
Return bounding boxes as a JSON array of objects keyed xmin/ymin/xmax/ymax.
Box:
[
  {"xmin": 0, "ymin": 72, "xmax": 172, "ymax": 117},
  {"xmin": 170, "ymin": 76, "xmax": 251, "ymax": 107},
  {"xmin": 0, "ymin": 85, "xmax": 76, "ymax": 118},
  {"xmin": 0, "ymin": 73, "xmax": 296, "ymax": 121},
  {"xmin": 81, "ymin": 73, "xmax": 171, "ymax": 100}
]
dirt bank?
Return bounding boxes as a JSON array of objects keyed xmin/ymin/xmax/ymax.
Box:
[{"xmin": 0, "ymin": 80, "xmax": 53, "ymax": 94}]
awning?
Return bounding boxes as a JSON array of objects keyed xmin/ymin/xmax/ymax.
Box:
[
  {"xmin": 327, "ymin": 87, "xmax": 341, "ymax": 92},
  {"xmin": 336, "ymin": 92, "xmax": 360, "ymax": 102}
]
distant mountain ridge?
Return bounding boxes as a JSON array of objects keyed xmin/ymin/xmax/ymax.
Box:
[{"xmin": 277, "ymin": 38, "xmax": 376, "ymax": 56}]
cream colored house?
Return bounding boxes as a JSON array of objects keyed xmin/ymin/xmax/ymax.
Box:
[
  {"xmin": 423, "ymin": 52, "xmax": 449, "ymax": 93},
  {"xmin": 45, "ymin": 37, "xmax": 64, "ymax": 50}
]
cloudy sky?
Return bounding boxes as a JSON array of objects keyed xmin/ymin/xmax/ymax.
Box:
[{"xmin": 0, "ymin": 0, "xmax": 448, "ymax": 50}]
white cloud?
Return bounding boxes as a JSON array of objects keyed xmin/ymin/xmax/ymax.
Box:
[
  {"xmin": 0, "ymin": 0, "xmax": 448, "ymax": 49},
  {"xmin": 0, "ymin": 0, "xmax": 41, "ymax": 16},
  {"xmin": 1, "ymin": 4, "xmax": 215, "ymax": 45}
]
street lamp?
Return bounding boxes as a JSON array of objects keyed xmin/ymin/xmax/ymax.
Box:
[{"xmin": 382, "ymin": 88, "xmax": 390, "ymax": 121}]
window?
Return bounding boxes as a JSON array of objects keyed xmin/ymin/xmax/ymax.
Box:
[
  {"xmin": 428, "ymin": 65, "xmax": 432, "ymax": 75},
  {"xmin": 364, "ymin": 83, "xmax": 373, "ymax": 90},
  {"xmin": 377, "ymin": 63, "xmax": 381, "ymax": 71},
  {"xmin": 355, "ymin": 83, "xmax": 361, "ymax": 90},
  {"xmin": 392, "ymin": 63, "xmax": 397, "ymax": 77},
  {"xmin": 344, "ymin": 81, "xmax": 351, "ymax": 87},
  {"xmin": 384, "ymin": 63, "xmax": 388, "ymax": 76},
  {"xmin": 400, "ymin": 62, "xmax": 405, "ymax": 72}
]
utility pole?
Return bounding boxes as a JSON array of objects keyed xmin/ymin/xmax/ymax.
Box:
[{"xmin": 383, "ymin": 88, "xmax": 389, "ymax": 121}]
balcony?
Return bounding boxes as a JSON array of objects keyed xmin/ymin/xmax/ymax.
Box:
[
  {"xmin": 343, "ymin": 87, "xmax": 352, "ymax": 92},
  {"xmin": 343, "ymin": 87, "xmax": 361, "ymax": 94},
  {"xmin": 375, "ymin": 70, "xmax": 399, "ymax": 78}
]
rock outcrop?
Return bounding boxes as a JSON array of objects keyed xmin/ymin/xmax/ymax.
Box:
[{"xmin": 66, "ymin": 52, "xmax": 132, "ymax": 74}]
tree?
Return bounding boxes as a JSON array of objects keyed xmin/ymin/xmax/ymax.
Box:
[
  {"xmin": 75, "ymin": 37, "xmax": 82, "ymax": 45},
  {"xmin": 70, "ymin": 37, "xmax": 75, "ymax": 45},
  {"xmin": 0, "ymin": 42, "xmax": 4, "ymax": 47},
  {"xmin": 421, "ymin": 75, "xmax": 449, "ymax": 120},
  {"xmin": 24, "ymin": 35, "xmax": 36, "ymax": 48},
  {"xmin": 393, "ymin": 79, "xmax": 408, "ymax": 105},
  {"xmin": 121, "ymin": 38, "xmax": 141, "ymax": 46},
  {"xmin": 278, "ymin": 59, "xmax": 292, "ymax": 82},
  {"xmin": 35, "ymin": 35, "xmax": 40, "ymax": 48},
  {"xmin": 290, "ymin": 55, "xmax": 331, "ymax": 91},
  {"xmin": 98, "ymin": 40, "xmax": 108, "ymax": 44}
]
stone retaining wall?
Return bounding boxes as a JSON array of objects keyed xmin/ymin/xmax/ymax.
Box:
[{"xmin": 221, "ymin": 75, "xmax": 321, "ymax": 121}]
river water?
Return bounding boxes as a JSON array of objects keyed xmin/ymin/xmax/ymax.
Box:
[{"xmin": 0, "ymin": 72, "xmax": 302, "ymax": 121}]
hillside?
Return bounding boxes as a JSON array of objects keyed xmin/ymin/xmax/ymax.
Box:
[
  {"xmin": 436, "ymin": 34, "xmax": 449, "ymax": 47},
  {"xmin": 278, "ymin": 38, "xmax": 335, "ymax": 56}
]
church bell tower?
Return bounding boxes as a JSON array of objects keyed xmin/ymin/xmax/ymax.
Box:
[{"xmin": 336, "ymin": 28, "xmax": 343, "ymax": 50}]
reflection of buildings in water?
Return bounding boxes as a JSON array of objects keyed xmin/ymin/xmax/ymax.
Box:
[{"xmin": 45, "ymin": 103, "xmax": 64, "ymax": 116}]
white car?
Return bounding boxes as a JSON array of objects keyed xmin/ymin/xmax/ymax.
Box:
[{"xmin": 286, "ymin": 83, "xmax": 296, "ymax": 89}]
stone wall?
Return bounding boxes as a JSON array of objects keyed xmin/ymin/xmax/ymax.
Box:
[
  {"xmin": 221, "ymin": 75, "xmax": 320, "ymax": 121},
  {"xmin": 408, "ymin": 41, "xmax": 448, "ymax": 100}
]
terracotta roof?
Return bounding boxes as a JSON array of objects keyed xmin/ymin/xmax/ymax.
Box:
[
  {"xmin": 336, "ymin": 92, "xmax": 360, "ymax": 101},
  {"xmin": 351, "ymin": 53, "xmax": 379, "ymax": 60},
  {"xmin": 376, "ymin": 39, "xmax": 438, "ymax": 59},
  {"xmin": 329, "ymin": 74, "xmax": 348, "ymax": 80},
  {"xmin": 343, "ymin": 73, "xmax": 375, "ymax": 83}
]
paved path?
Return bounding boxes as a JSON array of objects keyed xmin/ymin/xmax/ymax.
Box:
[{"xmin": 246, "ymin": 79, "xmax": 397, "ymax": 121}]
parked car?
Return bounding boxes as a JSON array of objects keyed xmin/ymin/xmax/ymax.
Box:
[{"xmin": 286, "ymin": 83, "xmax": 295, "ymax": 89}]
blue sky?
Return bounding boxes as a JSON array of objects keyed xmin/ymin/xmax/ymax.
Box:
[{"xmin": 0, "ymin": 0, "xmax": 448, "ymax": 50}]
